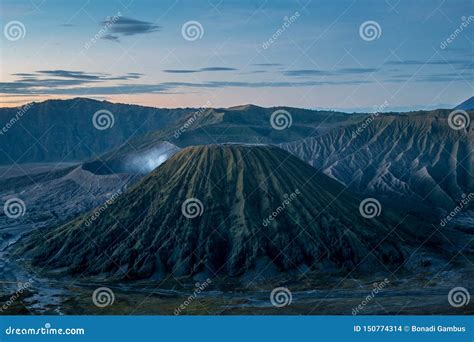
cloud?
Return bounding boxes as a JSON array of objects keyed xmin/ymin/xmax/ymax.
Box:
[
  {"xmin": 163, "ymin": 67, "xmax": 237, "ymax": 74},
  {"xmin": 252, "ymin": 63, "xmax": 282, "ymax": 67},
  {"xmin": 386, "ymin": 71, "xmax": 473, "ymax": 83},
  {"xmin": 100, "ymin": 17, "xmax": 161, "ymax": 41},
  {"xmin": 385, "ymin": 59, "xmax": 469, "ymax": 66},
  {"xmin": 102, "ymin": 34, "xmax": 120, "ymax": 42},
  {"xmin": 34, "ymin": 70, "xmax": 143, "ymax": 81},
  {"xmin": 283, "ymin": 68, "xmax": 377, "ymax": 77},
  {"xmin": 162, "ymin": 69, "xmax": 196, "ymax": 74},
  {"xmin": 36, "ymin": 70, "xmax": 104, "ymax": 80},
  {"xmin": 12, "ymin": 73, "xmax": 36, "ymax": 77},
  {"xmin": 0, "ymin": 79, "xmax": 373, "ymax": 95},
  {"xmin": 283, "ymin": 70, "xmax": 332, "ymax": 77},
  {"xmin": 0, "ymin": 70, "xmax": 145, "ymax": 94},
  {"xmin": 337, "ymin": 68, "xmax": 378, "ymax": 74},
  {"xmin": 200, "ymin": 67, "xmax": 236, "ymax": 72}
]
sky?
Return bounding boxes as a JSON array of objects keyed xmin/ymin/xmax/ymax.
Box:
[{"xmin": 0, "ymin": 0, "xmax": 473, "ymax": 111}]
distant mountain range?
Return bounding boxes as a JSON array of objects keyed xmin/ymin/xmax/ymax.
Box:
[
  {"xmin": 0, "ymin": 98, "xmax": 191, "ymax": 164},
  {"xmin": 0, "ymin": 98, "xmax": 364, "ymax": 164},
  {"xmin": 1, "ymin": 97, "xmax": 471, "ymax": 165}
]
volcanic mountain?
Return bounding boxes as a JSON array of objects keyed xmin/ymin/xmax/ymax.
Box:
[
  {"xmin": 455, "ymin": 96, "xmax": 474, "ymax": 110},
  {"xmin": 20, "ymin": 145, "xmax": 448, "ymax": 280}
]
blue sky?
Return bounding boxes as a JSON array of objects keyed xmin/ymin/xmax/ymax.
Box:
[{"xmin": 0, "ymin": 0, "xmax": 473, "ymax": 111}]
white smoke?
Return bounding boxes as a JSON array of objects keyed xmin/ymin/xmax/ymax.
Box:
[{"xmin": 125, "ymin": 143, "xmax": 179, "ymax": 174}]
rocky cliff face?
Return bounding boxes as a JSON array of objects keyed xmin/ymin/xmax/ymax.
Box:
[{"xmin": 280, "ymin": 110, "xmax": 474, "ymax": 215}]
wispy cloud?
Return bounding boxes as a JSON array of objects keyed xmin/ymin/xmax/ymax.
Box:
[
  {"xmin": 99, "ymin": 16, "xmax": 161, "ymax": 41},
  {"xmin": 283, "ymin": 70, "xmax": 332, "ymax": 77},
  {"xmin": 0, "ymin": 79, "xmax": 373, "ymax": 95},
  {"xmin": 163, "ymin": 67, "xmax": 237, "ymax": 74},
  {"xmin": 37, "ymin": 70, "xmax": 143, "ymax": 81},
  {"xmin": 283, "ymin": 68, "xmax": 378, "ymax": 77},
  {"xmin": 1, "ymin": 70, "xmax": 145, "ymax": 94},
  {"xmin": 337, "ymin": 68, "xmax": 378, "ymax": 74},
  {"xmin": 385, "ymin": 59, "xmax": 469, "ymax": 66},
  {"xmin": 252, "ymin": 63, "xmax": 282, "ymax": 67}
]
